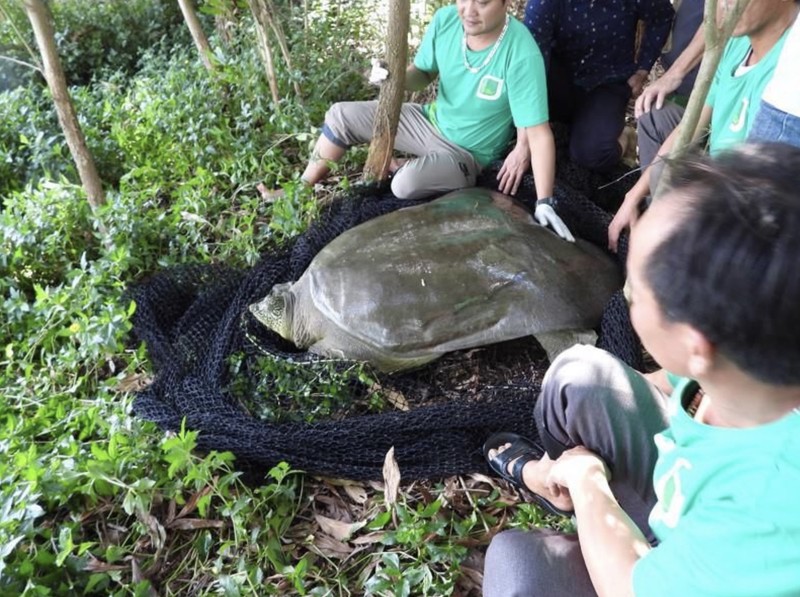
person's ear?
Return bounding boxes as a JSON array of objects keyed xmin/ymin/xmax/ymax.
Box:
[{"xmin": 685, "ymin": 327, "xmax": 715, "ymax": 378}]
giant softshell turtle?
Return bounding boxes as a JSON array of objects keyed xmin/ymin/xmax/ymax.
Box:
[{"xmin": 249, "ymin": 188, "xmax": 622, "ymax": 372}]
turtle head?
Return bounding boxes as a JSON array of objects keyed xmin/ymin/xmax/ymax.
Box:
[{"xmin": 248, "ymin": 283, "xmax": 295, "ymax": 341}]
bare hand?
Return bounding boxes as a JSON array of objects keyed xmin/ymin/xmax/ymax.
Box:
[
  {"xmin": 635, "ymin": 72, "xmax": 683, "ymax": 118},
  {"xmin": 497, "ymin": 144, "xmax": 531, "ymax": 195},
  {"xmin": 627, "ymin": 69, "xmax": 649, "ymax": 99},
  {"xmin": 607, "ymin": 196, "xmax": 642, "ymax": 252},
  {"xmin": 545, "ymin": 446, "xmax": 610, "ymax": 496}
]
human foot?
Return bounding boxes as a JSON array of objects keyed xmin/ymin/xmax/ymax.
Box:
[
  {"xmin": 389, "ymin": 157, "xmax": 408, "ymax": 174},
  {"xmin": 257, "ymin": 183, "xmax": 285, "ymax": 202},
  {"xmin": 483, "ymin": 432, "xmax": 574, "ymax": 516}
]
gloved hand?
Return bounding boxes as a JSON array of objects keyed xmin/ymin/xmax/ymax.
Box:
[
  {"xmin": 534, "ymin": 198, "xmax": 575, "ymax": 242},
  {"xmin": 368, "ymin": 59, "xmax": 389, "ymax": 86}
]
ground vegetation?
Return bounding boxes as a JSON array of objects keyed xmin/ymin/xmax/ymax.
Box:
[{"xmin": 0, "ymin": 1, "xmax": 565, "ymax": 594}]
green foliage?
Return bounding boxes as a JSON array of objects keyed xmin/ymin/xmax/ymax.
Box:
[
  {"xmin": 0, "ymin": 1, "xmax": 560, "ymax": 594},
  {"xmin": 0, "ymin": 0, "xmax": 188, "ymax": 88},
  {"xmin": 0, "ymin": 85, "xmax": 72, "ymax": 197},
  {"xmin": 227, "ymin": 353, "xmax": 385, "ymax": 423}
]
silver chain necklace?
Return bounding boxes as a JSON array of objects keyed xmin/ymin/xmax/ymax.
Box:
[{"xmin": 462, "ymin": 15, "xmax": 510, "ymax": 74}]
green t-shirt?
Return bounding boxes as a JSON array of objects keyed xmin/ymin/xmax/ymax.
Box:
[
  {"xmin": 705, "ymin": 32, "xmax": 788, "ymax": 155},
  {"xmin": 632, "ymin": 377, "xmax": 800, "ymax": 596},
  {"xmin": 413, "ymin": 6, "xmax": 548, "ymax": 166}
]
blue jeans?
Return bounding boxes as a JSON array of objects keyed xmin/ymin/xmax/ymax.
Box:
[{"xmin": 748, "ymin": 100, "xmax": 800, "ymax": 148}]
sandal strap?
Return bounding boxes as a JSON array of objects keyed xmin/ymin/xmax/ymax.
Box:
[
  {"xmin": 485, "ymin": 433, "xmax": 543, "ymax": 488},
  {"xmin": 509, "ymin": 452, "xmax": 537, "ymax": 486}
]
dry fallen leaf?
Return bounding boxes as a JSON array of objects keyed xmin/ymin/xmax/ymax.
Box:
[
  {"xmin": 385, "ymin": 389, "xmax": 409, "ymax": 411},
  {"xmin": 83, "ymin": 555, "xmax": 128, "ymax": 573},
  {"xmin": 166, "ymin": 518, "xmax": 225, "ymax": 531},
  {"xmin": 114, "ymin": 372, "xmax": 152, "ymax": 393},
  {"xmin": 310, "ymin": 533, "xmax": 353, "ymax": 559},
  {"xmin": 342, "ymin": 482, "xmax": 368, "ymax": 505},
  {"xmin": 382, "ymin": 447, "xmax": 401, "ymax": 508},
  {"xmin": 176, "ymin": 484, "xmax": 214, "ymax": 519},
  {"xmin": 136, "ymin": 510, "xmax": 166, "ymax": 552},
  {"xmin": 367, "ymin": 382, "xmax": 409, "ymax": 411},
  {"xmin": 350, "ymin": 531, "xmax": 386, "ymax": 545},
  {"xmin": 314, "ymin": 514, "xmax": 366, "ymax": 542},
  {"xmin": 129, "ymin": 557, "xmax": 158, "ymax": 596}
]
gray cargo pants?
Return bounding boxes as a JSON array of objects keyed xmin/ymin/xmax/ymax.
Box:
[
  {"xmin": 483, "ymin": 345, "xmax": 670, "ymax": 597},
  {"xmin": 322, "ymin": 101, "xmax": 481, "ymax": 200},
  {"xmin": 636, "ymin": 101, "xmax": 685, "ymax": 195}
]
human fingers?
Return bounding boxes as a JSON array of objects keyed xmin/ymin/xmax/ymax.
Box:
[
  {"xmin": 654, "ymin": 89, "xmax": 667, "ymax": 111},
  {"xmin": 507, "ymin": 171, "xmax": 522, "ymax": 196},
  {"xmin": 608, "ymin": 226, "xmax": 619, "ymax": 252},
  {"xmin": 607, "ymin": 212, "xmax": 629, "ymax": 252},
  {"xmin": 634, "ymin": 94, "xmax": 645, "ymax": 119},
  {"xmin": 497, "ymin": 167, "xmax": 513, "ymax": 194}
]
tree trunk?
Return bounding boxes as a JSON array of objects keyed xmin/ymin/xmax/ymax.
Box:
[
  {"xmin": 214, "ymin": 0, "xmax": 238, "ymax": 47},
  {"xmin": 655, "ymin": 0, "xmax": 750, "ymax": 197},
  {"xmin": 248, "ymin": 0, "xmax": 281, "ymax": 106},
  {"xmin": 23, "ymin": 0, "xmax": 105, "ymax": 209},
  {"xmin": 261, "ymin": 0, "xmax": 303, "ymax": 101},
  {"xmin": 363, "ymin": 0, "xmax": 410, "ymax": 182},
  {"xmin": 177, "ymin": 0, "xmax": 215, "ymax": 72}
]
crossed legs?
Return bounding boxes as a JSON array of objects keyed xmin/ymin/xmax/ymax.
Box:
[
  {"xmin": 483, "ymin": 345, "xmax": 670, "ymax": 596},
  {"xmin": 301, "ymin": 101, "xmax": 480, "ymax": 200}
]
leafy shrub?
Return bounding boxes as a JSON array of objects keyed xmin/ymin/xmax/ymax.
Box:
[
  {"xmin": 0, "ymin": 85, "xmax": 73, "ymax": 197},
  {"xmin": 0, "ymin": 182, "xmax": 97, "ymax": 293},
  {"xmin": 0, "ymin": 2, "xmax": 567, "ymax": 594},
  {"xmin": 0, "ymin": 0, "xmax": 188, "ymax": 88}
]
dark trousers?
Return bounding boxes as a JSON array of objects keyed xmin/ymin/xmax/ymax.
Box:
[
  {"xmin": 483, "ymin": 345, "xmax": 670, "ymax": 597},
  {"xmin": 548, "ymin": 57, "xmax": 631, "ymax": 172}
]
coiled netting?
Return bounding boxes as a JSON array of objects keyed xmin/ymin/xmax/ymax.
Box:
[{"xmin": 129, "ymin": 142, "xmax": 641, "ymax": 481}]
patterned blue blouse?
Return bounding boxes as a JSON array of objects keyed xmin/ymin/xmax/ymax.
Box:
[{"xmin": 524, "ymin": 0, "xmax": 674, "ymax": 90}]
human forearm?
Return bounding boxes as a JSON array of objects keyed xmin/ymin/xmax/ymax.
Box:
[
  {"xmin": 667, "ymin": 24, "xmax": 705, "ymax": 80},
  {"xmin": 570, "ymin": 471, "xmax": 651, "ymax": 597},
  {"xmin": 404, "ymin": 65, "xmax": 433, "ymax": 92},
  {"xmin": 526, "ymin": 123, "xmax": 555, "ymax": 199}
]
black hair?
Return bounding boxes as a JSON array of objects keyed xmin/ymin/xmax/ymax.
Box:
[{"xmin": 647, "ymin": 142, "xmax": 800, "ymax": 385}]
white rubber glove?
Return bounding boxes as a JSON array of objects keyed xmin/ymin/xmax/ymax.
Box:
[
  {"xmin": 534, "ymin": 198, "xmax": 575, "ymax": 242},
  {"xmin": 368, "ymin": 59, "xmax": 389, "ymax": 86}
]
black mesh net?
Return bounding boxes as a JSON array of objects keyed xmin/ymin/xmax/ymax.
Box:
[{"xmin": 129, "ymin": 137, "xmax": 641, "ymax": 481}]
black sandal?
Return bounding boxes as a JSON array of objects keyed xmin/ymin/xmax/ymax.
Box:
[{"xmin": 483, "ymin": 432, "xmax": 574, "ymax": 517}]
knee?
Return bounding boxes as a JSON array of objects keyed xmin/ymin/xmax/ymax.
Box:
[
  {"xmin": 322, "ymin": 103, "xmax": 350, "ymax": 147},
  {"xmin": 483, "ymin": 530, "xmax": 540, "ymax": 597},
  {"xmin": 390, "ymin": 169, "xmax": 430, "ymax": 200},
  {"xmin": 637, "ymin": 104, "xmax": 682, "ymax": 142},
  {"xmin": 540, "ymin": 345, "xmax": 621, "ymax": 413},
  {"xmin": 390, "ymin": 172, "xmax": 417, "ymax": 200},
  {"xmin": 547, "ymin": 345, "xmax": 614, "ymax": 386},
  {"xmin": 569, "ymin": 136, "xmax": 620, "ymax": 172},
  {"xmin": 636, "ymin": 107, "xmax": 659, "ymax": 138}
]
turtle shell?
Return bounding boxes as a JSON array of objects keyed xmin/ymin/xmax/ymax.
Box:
[{"xmin": 257, "ymin": 188, "xmax": 622, "ymax": 370}]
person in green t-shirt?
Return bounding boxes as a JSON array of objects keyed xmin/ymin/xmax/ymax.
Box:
[
  {"xmin": 608, "ymin": 0, "xmax": 799, "ymax": 253},
  {"xmin": 481, "ymin": 142, "xmax": 800, "ymax": 596},
  {"xmin": 295, "ymin": 0, "xmax": 572, "ymax": 240}
]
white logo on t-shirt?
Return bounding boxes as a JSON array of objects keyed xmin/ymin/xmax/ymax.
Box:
[
  {"xmin": 476, "ymin": 75, "xmax": 503, "ymax": 100},
  {"xmin": 651, "ymin": 458, "xmax": 693, "ymax": 529},
  {"xmin": 730, "ymin": 98, "xmax": 750, "ymax": 133}
]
